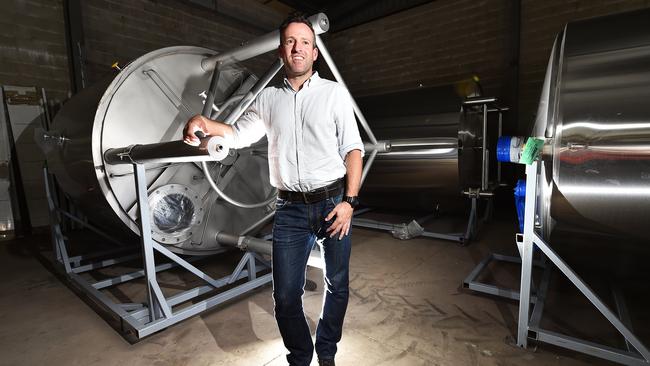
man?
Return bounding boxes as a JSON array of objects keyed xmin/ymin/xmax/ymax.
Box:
[{"xmin": 184, "ymin": 15, "xmax": 363, "ymax": 366}]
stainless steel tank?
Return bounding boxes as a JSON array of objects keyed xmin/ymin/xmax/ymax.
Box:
[
  {"xmin": 356, "ymin": 83, "xmax": 496, "ymax": 209},
  {"xmin": 44, "ymin": 46, "xmax": 274, "ymax": 254},
  {"xmin": 532, "ymin": 9, "xmax": 650, "ymax": 240}
]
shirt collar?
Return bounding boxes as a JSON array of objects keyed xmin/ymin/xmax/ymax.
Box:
[{"xmin": 283, "ymin": 71, "xmax": 321, "ymax": 91}]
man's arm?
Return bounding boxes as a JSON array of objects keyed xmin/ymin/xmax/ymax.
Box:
[
  {"xmin": 183, "ymin": 115, "xmax": 233, "ymax": 145},
  {"xmin": 326, "ymin": 149, "xmax": 363, "ymax": 239},
  {"xmin": 343, "ymin": 149, "xmax": 362, "ymax": 196}
]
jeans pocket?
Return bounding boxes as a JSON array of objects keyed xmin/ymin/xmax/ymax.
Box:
[
  {"xmin": 275, "ymin": 198, "xmax": 289, "ymax": 210},
  {"xmin": 326, "ymin": 194, "xmax": 342, "ymax": 211}
]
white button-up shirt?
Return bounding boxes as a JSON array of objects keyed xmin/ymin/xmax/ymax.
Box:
[{"xmin": 228, "ymin": 72, "xmax": 364, "ymax": 192}]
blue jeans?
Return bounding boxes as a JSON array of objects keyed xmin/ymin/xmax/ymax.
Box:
[{"xmin": 272, "ymin": 193, "xmax": 351, "ymax": 366}]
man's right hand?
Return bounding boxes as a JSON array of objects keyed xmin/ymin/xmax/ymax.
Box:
[{"xmin": 183, "ymin": 115, "xmax": 211, "ymax": 146}]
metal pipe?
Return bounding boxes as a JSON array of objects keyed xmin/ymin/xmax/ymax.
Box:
[
  {"xmin": 360, "ymin": 149, "xmax": 378, "ymax": 186},
  {"xmin": 378, "ymin": 149, "xmax": 456, "ymax": 157},
  {"xmin": 216, "ymin": 232, "xmax": 273, "ymax": 256},
  {"xmin": 201, "ymin": 62, "xmax": 222, "ymax": 117},
  {"xmin": 315, "ymin": 35, "xmax": 378, "ymax": 145},
  {"xmin": 363, "ymin": 141, "xmax": 391, "ymax": 153},
  {"xmin": 481, "ymin": 104, "xmax": 488, "ymax": 190},
  {"xmin": 209, "ymin": 75, "xmax": 260, "ymax": 119},
  {"xmin": 241, "ymin": 211, "xmax": 276, "ymax": 236},
  {"xmin": 223, "ymin": 58, "xmax": 283, "ymax": 125},
  {"xmin": 103, "ymin": 137, "xmax": 228, "ymax": 165},
  {"xmin": 41, "ymin": 87, "xmax": 52, "ymax": 129},
  {"xmin": 389, "ymin": 138, "xmax": 458, "ymax": 150},
  {"xmin": 201, "ymin": 13, "xmax": 330, "ymax": 71},
  {"xmin": 463, "ymin": 96, "xmax": 498, "ymax": 105},
  {"xmin": 201, "ymin": 160, "xmax": 277, "ymax": 208},
  {"xmin": 497, "ymin": 111, "xmax": 503, "ymax": 183},
  {"xmin": 365, "ymin": 138, "xmax": 457, "ymax": 152},
  {"xmin": 58, "ymin": 210, "xmax": 125, "ymax": 247}
]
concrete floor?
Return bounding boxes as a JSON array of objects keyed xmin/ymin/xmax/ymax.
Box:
[{"xmin": 0, "ymin": 208, "xmax": 630, "ymax": 365}]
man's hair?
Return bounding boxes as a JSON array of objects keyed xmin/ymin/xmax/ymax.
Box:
[{"xmin": 279, "ymin": 13, "xmax": 316, "ymax": 46}]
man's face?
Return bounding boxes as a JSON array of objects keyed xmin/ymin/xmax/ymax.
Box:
[{"xmin": 279, "ymin": 22, "xmax": 318, "ymax": 78}]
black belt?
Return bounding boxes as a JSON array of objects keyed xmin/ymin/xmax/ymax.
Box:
[{"xmin": 278, "ymin": 179, "xmax": 344, "ymax": 204}]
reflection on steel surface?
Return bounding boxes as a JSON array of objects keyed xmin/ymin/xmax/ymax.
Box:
[
  {"xmin": 355, "ymin": 82, "xmax": 500, "ymax": 209},
  {"xmin": 532, "ymin": 9, "xmax": 650, "ymax": 240},
  {"xmin": 42, "ymin": 46, "xmax": 274, "ymax": 255}
]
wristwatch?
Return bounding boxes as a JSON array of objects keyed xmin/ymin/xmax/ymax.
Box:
[{"xmin": 343, "ymin": 195, "xmax": 359, "ymax": 209}]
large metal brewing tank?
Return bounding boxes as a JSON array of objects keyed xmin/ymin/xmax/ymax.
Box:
[
  {"xmin": 356, "ymin": 83, "xmax": 490, "ymax": 210},
  {"xmin": 532, "ymin": 9, "xmax": 650, "ymax": 240},
  {"xmin": 45, "ymin": 46, "xmax": 274, "ymax": 254}
]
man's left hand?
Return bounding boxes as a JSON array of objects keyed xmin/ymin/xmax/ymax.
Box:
[{"xmin": 325, "ymin": 202, "xmax": 354, "ymax": 240}]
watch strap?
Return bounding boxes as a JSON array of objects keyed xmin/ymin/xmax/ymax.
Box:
[{"xmin": 343, "ymin": 195, "xmax": 359, "ymax": 208}]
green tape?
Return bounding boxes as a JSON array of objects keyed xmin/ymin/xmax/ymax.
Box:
[{"xmin": 520, "ymin": 137, "xmax": 544, "ymax": 165}]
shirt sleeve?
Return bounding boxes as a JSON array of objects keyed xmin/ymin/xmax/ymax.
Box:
[
  {"xmin": 228, "ymin": 97, "xmax": 266, "ymax": 149},
  {"xmin": 334, "ymin": 85, "xmax": 365, "ymax": 159}
]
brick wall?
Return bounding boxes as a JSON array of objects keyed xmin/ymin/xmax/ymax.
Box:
[
  {"xmin": 80, "ymin": 0, "xmax": 285, "ymax": 85},
  {"xmin": 325, "ymin": 0, "xmax": 650, "ymax": 134},
  {"xmin": 0, "ymin": 0, "xmax": 70, "ymax": 104},
  {"xmin": 324, "ymin": 0, "xmax": 516, "ymax": 114},
  {"xmin": 0, "ymin": 0, "xmax": 286, "ymax": 104},
  {"xmin": 3, "ymin": 1, "xmax": 650, "ymax": 136},
  {"xmin": 518, "ymin": 0, "xmax": 650, "ymax": 133}
]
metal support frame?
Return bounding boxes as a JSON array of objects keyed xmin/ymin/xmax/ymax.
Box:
[
  {"xmin": 63, "ymin": 0, "xmax": 86, "ymax": 93},
  {"xmin": 43, "ymin": 165, "xmax": 272, "ymax": 339},
  {"xmin": 516, "ymin": 161, "xmax": 650, "ymax": 365},
  {"xmin": 462, "ymin": 250, "xmax": 548, "ymax": 302},
  {"xmin": 350, "ymin": 99, "xmax": 506, "ymax": 244},
  {"xmin": 465, "ymin": 161, "xmax": 650, "ymax": 365},
  {"xmin": 43, "ymin": 13, "xmax": 382, "ymax": 340},
  {"xmin": 461, "ymin": 97, "xmax": 508, "ymax": 190},
  {"xmin": 352, "ymin": 196, "xmax": 484, "ymax": 245},
  {"xmin": 44, "ymin": 19, "xmax": 369, "ymax": 339},
  {"xmin": 1, "ymin": 86, "xmax": 32, "ymax": 235}
]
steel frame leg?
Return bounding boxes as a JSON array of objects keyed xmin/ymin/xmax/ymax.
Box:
[
  {"xmin": 517, "ymin": 163, "xmax": 538, "ymax": 347},
  {"xmin": 134, "ymin": 164, "xmax": 171, "ymax": 321},
  {"xmin": 516, "ymin": 162, "xmax": 650, "ymax": 365},
  {"xmin": 44, "ymin": 167, "xmax": 73, "ymax": 274},
  {"xmin": 464, "ymin": 197, "xmax": 478, "ymax": 242}
]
